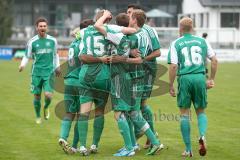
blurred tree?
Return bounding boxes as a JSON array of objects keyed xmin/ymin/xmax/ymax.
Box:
[{"xmin": 0, "ymin": 0, "xmax": 13, "ymax": 44}]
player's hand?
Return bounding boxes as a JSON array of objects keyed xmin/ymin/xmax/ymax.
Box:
[
  {"xmin": 18, "ymin": 66, "xmax": 24, "ymax": 72},
  {"xmin": 206, "ymin": 79, "xmax": 215, "ymax": 89},
  {"xmin": 169, "ymin": 85, "xmax": 176, "ymax": 97},
  {"xmin": 130, "ymin": 49, "xmax": 140, "ymax": 57},
  {"xmin": 111, "ymin": 55, "xmax": 127, "ymax": 63},
  {"xmin": 103, "ymin": 10, "xmax": 112, "ymax": 19},
  {"xmin": 55, "ymin": 68, "xmax": 61, "ymax": 77},
  {"xmin": 99, "ymin": 56, "xmax": 110, "ymax": 64}
]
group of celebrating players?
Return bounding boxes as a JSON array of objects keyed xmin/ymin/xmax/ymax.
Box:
[{"xmin": 19, "ymin": 3, "xmax": 218, "ymax": 158}]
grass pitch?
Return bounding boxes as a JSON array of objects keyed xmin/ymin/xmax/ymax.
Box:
[{"xmin": 0, "ymin": 60, "xmax": 239, "ymax": 160}]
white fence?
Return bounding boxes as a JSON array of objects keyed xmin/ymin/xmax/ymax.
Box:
[
  {"xmin": 155, "ymin": 27, "xmax": 240, "ymax": 49},
  {"xmin": 8, "ymin": 26, "xmax": 240, "ymax": 62},
  {"xmin": 154, "ymin": 27, "xmax": 240, "ymax": 62},
  {"xmin": 10, "ymin": 26, "xmax": 240, "ymax": 49}
]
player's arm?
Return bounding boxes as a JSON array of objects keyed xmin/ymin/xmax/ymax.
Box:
[
  {"xmin": 126, "ymin": 57, "xmax": 142, "ymax": 64},
  {"xmin": 169, "ymin": 63, "xmax": 177, "ymax": 97},
  {"xmin": 80, "ymin": 55, "xmax": 110, "ymax": 64},
  {"xmin": 110, "ymin": 54, "xmax": 142, "ymax": 64},
  {"xmin": 19, "ymin": 40, "xmax": 32, "ymax": 72},
  {"xmin": 168, "ymin": 42, "xmax": 178, "ymax": 97},
  {"xmin": 144, "ymin": 49, "xmax": 161, "ymax": 61},
  {"xmin": 209, "ymin": 56, "xmax": 217, "ymax": 80},
  {"xmin": 121, "ymin": 27, "xmax": 137, "ymax": 35},
  {"xmin": 53, "ymin": 39, "xmax": 61, "ymax": 77},
  {"xmin": 144, "ymin": 28, "xmax": 161, "ymax": 61},
  {"xmin": 19, "ymin": 56, "xmax": 29, "ymax": 72},
  {"xmin": 94, "ymin": 10, "xmax": 111, "ymax": 36},
  {"xmin": 206, "ymin": 41, "xmax": 218, "ymax": 89}
]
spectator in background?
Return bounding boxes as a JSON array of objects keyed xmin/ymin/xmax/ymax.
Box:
[
  {"xmin": 65, "ymin": 16, "xmax": 73, "ymax": 37},
  {"xmin": 147, "ymin": 18, "xmax": 156, "ymax": 27},
  {"xmin": 202, "ymin": 33, "xmax": 208, "ymax": 39}
]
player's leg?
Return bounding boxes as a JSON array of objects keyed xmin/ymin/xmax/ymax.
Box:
[
  {"xmin": 113, "ymin": 111, "xmax": 135, "ymax": 157},
  {"xmin": 33, "ymin": 94, "xmax": 41, "ymax": 124},
  {"xmin": 59, "ymin": 88, "xmax": 80, "ymax": 154},
  {"xmin": 179, "ymin": 108, "xmax": 192, "ymax": 157},
  {"xmin": 43, "ymin": 92, "xmax": 52, "ymax": 120},
  {"xmin": 177, "ymin": 75, "xmax": 193, "ymax": 157},
  {"xmin": 196, "ymin": 108, "xmax": 207, "ymax": 156},
  {"xmin": 59, "ymin": 112, "xmax": 76, "ymax": 154},
  {"xmin": 129, "ymin": 110, "xmax": 162, "ymax": 155},
  {"xmin": 141, "ymin": 100, "xmax": 155, "ymax": 149},
  {"xmin": 72, "ymin": 94, "xmax": 81, "ymax": 151},
  {"xmin": 90, "ymin": 107, "xmax": 104, "ymax": 153},
  {"xmin": 126, "ymin": 114, "xmax": 139, "ymax": 151},
  {"xmin": 141, "ymin": 100, "xmax": 155, "ymax": 133},
  {"xmin": 78, "ymin": 100, "xmax": 92, "ymax": 156},
  {"xmin": 140, "ymin": 67, "xmax": 157, "ymax": 148},
  {"xmin": 72, "ymin": 119, "xmax": 79, "ymax": 149},
  {"xmin": 43, "ymin": 77, "xmax": 53, "ymax": 120},
  {"xmin": 31, "ymin": 75, "xmax": 43, "ymax": 124},
  {"xmin": 89, "ymin": 79, "xmax": 110, "ymax": 153},
  {"xmin": 192, "ymin": 73, "xmax": 208, "ymax": 156}
]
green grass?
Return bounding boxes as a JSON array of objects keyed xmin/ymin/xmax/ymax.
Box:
[{"xmin": 0, "ymin": 60, "xmax": 240, "ymax": 160}]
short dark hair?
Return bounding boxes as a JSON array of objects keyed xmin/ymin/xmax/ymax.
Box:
[
  {"xmin": 80, "ymin": 19, "xmax": 94, "ymax": 29},
  {"xmin": 127, "ymin": 4, "xmax": 142, "ymax": 10},
  {"xmin": 116, "ymin": 13, "xmax": 129, "ymax": 27},
  {"xmin": 132, "ymin": 9, "xmax": 146, "ymax": 28},
  {"xmin": 35, "ymin": 17, "xmax": 48, "ymax": 26}
]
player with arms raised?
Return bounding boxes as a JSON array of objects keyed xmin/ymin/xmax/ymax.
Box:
[{"xmin": 127, "ymin": 4, "xmax": 161, "ymax": 148}]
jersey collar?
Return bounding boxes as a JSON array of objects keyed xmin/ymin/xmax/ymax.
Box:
[{"xmin": 183, "ymin": 33, "xmax": 192, "ymax": 37}]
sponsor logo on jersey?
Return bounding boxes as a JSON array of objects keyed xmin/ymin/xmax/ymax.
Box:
[{"xmin": 36, "ymin": 48, "xmax": 53, "ymax": 54}]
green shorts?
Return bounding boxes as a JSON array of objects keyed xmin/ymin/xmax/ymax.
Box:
[
  {"xmin": 141, "ymin": 61, "xmax": 157, "ymax": 100},
  {"xmin": 111, "ymin": 74, "xmax": 142, "ymax": 111},
  {"xmin": 177, "ymin": 73, "xmax": 207, "ymax": 109},
  {"xmin": 79, "ymin": 77, "xmax": 109, "ymax": 108},
  {"xmin": 64, "ymin": 78, "xmax": 80, "ymax": 113},
  {"xmin": 31, "ymin": 75, "xmax": 53, "ymax": 94}
]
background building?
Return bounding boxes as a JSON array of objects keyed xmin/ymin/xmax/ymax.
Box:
[
  {"xmin": 11, "ymin": 0, "xmax": 181, "ymax": 41},
  {"xmin": 180, "ymin": 0, "xmax": 240, "ymax": 49}
]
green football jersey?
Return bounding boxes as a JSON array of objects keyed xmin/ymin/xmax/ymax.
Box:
[
  {"xmin": 106, "ymin": 25, "xmax": 130, "ymax": 56},
  {"xmin": 25, "ymin": 34, "xmax": 58, "ymax": 76},
  {"xmin": 65, "ymin": 38, "xmax": 81, "ymax": 79},
  {"xmin": 79, "ymin": 25, "xmax": 112, "ymax": 80},
  {"xmin": 168, "ymin": 33, "xmax": 215, "ymax": 75},
  {"xmin": 105, "ymin": 25, "xmax": 131, "ymax": 91},
  {"xmin": 128, "ymin": 29, "xmax": 149, "ymax": 58},
  {"xmin": 142, "ymin": 24, "xmax": 161, "ymax": 58},
  {"xmin": 127, "ymin": 29, "xmax": 149, "ymax": 81}
]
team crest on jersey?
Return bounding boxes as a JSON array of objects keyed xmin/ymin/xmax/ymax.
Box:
[{"xmin": 46, "ymin": 42, "xmax": 51, "ymax": 46}]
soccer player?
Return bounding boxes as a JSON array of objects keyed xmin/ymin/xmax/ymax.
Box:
[
  {"xmin": 19, "ymin": 17, "xmax": 60, "ymax": 124},
  {"xmin": 95, "ymin": 10, "xmax": 141, "ymax": 157},
  {"xmin": 77, "ymin": 10, "xmax": 112, "ymax": 156},
  {"xmin": 168, "ymin": 17, "xmax": 218, "ymax": 157},
  {"xmin": 127, "ymin": 4, "xmax": 161, "ymax": 148},
  {"xmin": 95, "ymin": 9, "xmax": 162, "ymax": 156},
  {"xmin": 58, "ymin": 19, "xmax": 94, "ymax": 154}
]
